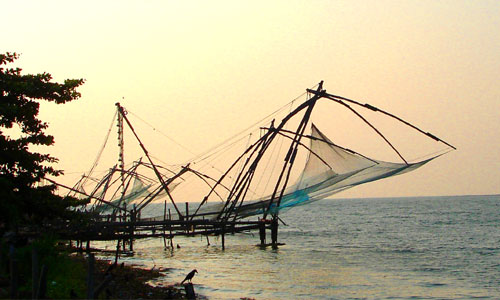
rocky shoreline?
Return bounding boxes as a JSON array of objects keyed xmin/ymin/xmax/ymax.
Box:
[{"xmin": 69, "ymin": 254, "xmax": 195, "ymax": 299}]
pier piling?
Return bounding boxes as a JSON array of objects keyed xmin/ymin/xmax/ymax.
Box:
[{"xmin": 271, "ymin": 217, "xmax": 278, "ymax": 247}]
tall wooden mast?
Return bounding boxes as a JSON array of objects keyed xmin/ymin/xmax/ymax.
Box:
[
  {"xmin": 115, "ymin": 102, "xmax": 184, "ymax": 218},
  {"xmin": 116, "ymin": 102, "xmax": 126, "ymax": 204}
]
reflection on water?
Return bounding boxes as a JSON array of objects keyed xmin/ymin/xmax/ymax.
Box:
[{"xmin": 94, "ymin": 195, "xmax": 499, "ymax": 299}]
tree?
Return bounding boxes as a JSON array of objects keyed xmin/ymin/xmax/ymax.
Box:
[{"xmin": 0, "ymin": 52, "xmax": 86, "ymax": 233}]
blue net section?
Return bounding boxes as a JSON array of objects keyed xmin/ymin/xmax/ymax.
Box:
[{"xmin": 232, "ymin": 124, "xmax": 438, "ymax": 218}]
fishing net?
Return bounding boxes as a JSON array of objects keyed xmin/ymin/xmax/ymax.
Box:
[{"xmin": 232, "ymin": 124, "xmax": 437, "ymax": 218}]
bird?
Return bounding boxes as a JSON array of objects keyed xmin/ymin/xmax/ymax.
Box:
[{"xmin": 181, "ymin": 269, "xmax": 198, "ymax": 284}]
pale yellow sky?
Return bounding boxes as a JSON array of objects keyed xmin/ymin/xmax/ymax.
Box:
[{"xmin": 3, "ymin": 0, "xmax": 500, "ymax": 198}]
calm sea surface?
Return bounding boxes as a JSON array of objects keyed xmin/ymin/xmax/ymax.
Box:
[{"xmin": 96, "ymin": 195, "xmax": 500, "ymax": 299}]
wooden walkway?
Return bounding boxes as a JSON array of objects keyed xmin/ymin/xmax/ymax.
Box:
[{"xmin": 58, "ymin": 216, "xmax": 279, "ymax": 251}]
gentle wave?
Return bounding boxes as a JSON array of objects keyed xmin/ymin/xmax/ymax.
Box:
[{"xmin": 94, "ymin": 195, "xmax": 499, "ymax": 299}]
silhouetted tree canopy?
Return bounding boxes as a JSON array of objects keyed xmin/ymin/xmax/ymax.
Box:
[{"xmin": 0, "ymin": 52, "xmax": 86, "ymax": 233}]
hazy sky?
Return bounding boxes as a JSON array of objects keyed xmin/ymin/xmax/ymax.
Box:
[{"xmin": 3, "ymin": 0, "xmax": 500, "ymax": 198}]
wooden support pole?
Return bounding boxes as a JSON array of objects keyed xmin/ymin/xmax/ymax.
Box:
[
  {"xmin": 118, "ymin": 106, "xmax": 184, "ymax": 217},
  {"xmin": 32, "ymin": 248, "xmax": 39, "ymax": 299},
  {"xmin": 221, "ymin": 223, "xmax": 226, "ymax": 250},
  {"xmin": 259, "ymin": 220, "xmax": 266, "ymax": 246},
  {"xmin": 169, "ymin": 209, "xmax": 174, "ymax": 249},
  {"xmin": 221, "ymin": 233, "xmax": 225, "ymax": 250},
  {"xmin": 184, "ymin": 282, "xmax": 196, "ymax": 300},
  {"xmin": 87, "ymin": 253, "xmax": 95, "ymax": 299},
  {"xmin": 129, "ymin": 209, "xmax": 135, "ymax": 252},
  {"xmin": 163, "ymin": 200, "xmax": 167, "ymax": 249},
  {"xmin": 9, "ymin": 246, "xmax": 18, "ymax": 299},
  {"xmin": 185, "ymin": 202, "xmax": 190, "ymax": 233},
  {"xmin": 271, "ymin": 216, "xmax": 278, "ymax": 247},
  {"xmin": 36, "ymin": 265, "xmax": 47, "ymax": 299},
  {"xmin": 114, "ymin": 240, "xmax": 120, "ymax": 264}
]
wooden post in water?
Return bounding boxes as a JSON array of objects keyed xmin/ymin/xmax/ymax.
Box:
[
  {"xmin": 169, "ymin": 209, "xmax": 174, "ymax": 249},
  {"xmin": 221, "ymin": 222, "xmax": 226, "ymax": 250},
  {"xmin": 271, "ymin": 216, "xmax": 278, "ymax": 247},
  {"xmin": 129, "ymin": 206, "xmax": 136, "ymax": 252},
  {"xmin": 185, "ymin": 202, "xmax": 189, "ymax": 233},
  {"xmin": 163, "ymin": 200, "xmax": 167, "ymax": 249},
  {"xmin": 203, "ymin": 216, "xmax": 211, "ymax": 246},
  {"xmin": 163, "ymin": 202, "xmax": 168, "ymax": 248},
  {"xmin": 184, "ymin": 282, "xmax": 196, "ymax": 299},
  {"xmin": 259, "ymin": 219, "xmax": 266, "ymax": 246}
]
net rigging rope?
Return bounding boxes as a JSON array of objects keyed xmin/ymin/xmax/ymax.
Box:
[
  {"xmin": 190, "ymin": 87, "xmax": 316, "ymax": 211},
  {"xmin": 406, "ymin": 147, "xmax": 454, "ymax": 163},
  {"xmin": 230, "ymin": 133, "xmax": 254, "ymax": 188},
  {"xmin": 259, "ymin": 100, "xmax": 296, "ymax": 197},
  {"xmin": 195, "ymin": 133, "xmax": 253, "ymax": 173},
  {"xmin": 80, "ymin": 85, "xmax": 318, "ymax": 207},
  {"xmin": 173, "ymin": 134, "xmax": 251, "ymax": 194},
  {"xmin": 126, "ymin": 108, "xmax": 249, "ymax": 177},
  {"xmin": 80, "ymin": 110, "xmax": 118, "ymax": 188},
  {"xmin": 126, "ymin": 109, "xmax": 197, "ymax": 157},
  {"xmin": 188, "ymin": 91, "xmax": 308, "ymax": 165},
  {"xmin": 118, "ymin": 87, "xmax": 313, "ymax": 182},
  {"xmin": 252, "ymin": 119, "xmax": 291, "ymax": 200}
]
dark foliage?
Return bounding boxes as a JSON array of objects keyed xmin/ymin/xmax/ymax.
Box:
[{"xmin": 0, "ymin": 52, "xmax": 87, "ymax": 233}]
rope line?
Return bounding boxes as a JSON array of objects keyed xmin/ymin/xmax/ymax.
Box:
[
  {"xmin": 81, "ymin": 110, "xmax": 118, "ymax": 188},
  {"xmin": 126, "ymin": 110, "xmax": 198, "ymax": 156},
  {"xmin": 187, "ymin": 91, "xmax": 308, "ymax": 165}
]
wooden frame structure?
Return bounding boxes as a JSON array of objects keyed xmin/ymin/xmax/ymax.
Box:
[{"xmin": 53, "ymin": 81, "xmax": 454, "ymax": 251}]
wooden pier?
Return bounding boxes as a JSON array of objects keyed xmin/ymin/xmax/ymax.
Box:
[{"xmin": 56, "ymin": 214, "xmax": 280, "ymax": 252}]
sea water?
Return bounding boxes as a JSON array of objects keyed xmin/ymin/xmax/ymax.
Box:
[{"xmin": 97, "ymin": 195, "xmax": 500, "ymax": 299}]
